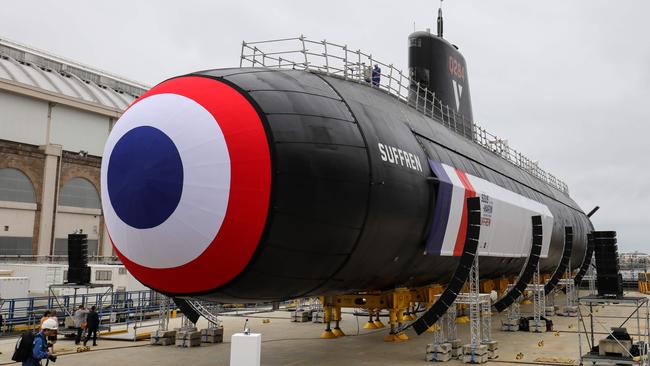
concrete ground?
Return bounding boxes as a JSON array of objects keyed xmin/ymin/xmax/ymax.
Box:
[{"xmin": 0, "ymin": 291, "xmax": 647, "ymax": 366}]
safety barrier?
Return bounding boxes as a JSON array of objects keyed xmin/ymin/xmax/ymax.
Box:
[{"xmin": 0, "ymin": 289, "xmax": 167, "ymax": 331}]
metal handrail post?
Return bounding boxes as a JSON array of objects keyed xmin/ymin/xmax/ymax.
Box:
[
  {"xmin": 300, "ymin": 35, "xmax": 308, "ymax": 68},
  {"xmin": 240, "ymin": 42, "xmax": 246, "ymax": 67},
  {"xmin": 422, "ymin": 88, "xmax": 429, "ymax": 116},
  {"xmin": 343, "ymin": 45, "xmax": 348, "ymax": 79},
  {"xmin": 323, "ymin": 40, "xmax": 329, "ymax": 74},
  {"xmin": 356, "ymin": 49, "xmax": 362, "ymax": 80},
  {"xmin": 397, "ymin": 70, "xmax": 402, "ymax": 99},
  {"xmin": 368, "ymin": 54, "xmax": 373, "ymax": 86}
]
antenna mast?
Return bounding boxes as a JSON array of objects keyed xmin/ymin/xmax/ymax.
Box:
[{"xmin": 437, "ymin": 0, "xmax": 444, "ymax": 38}]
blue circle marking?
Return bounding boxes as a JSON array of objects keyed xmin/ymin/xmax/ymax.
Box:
[{"xmin": 107, "ymin": 126, "xmax": 184, "ymax": 229}]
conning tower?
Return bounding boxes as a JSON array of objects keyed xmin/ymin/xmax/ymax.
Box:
[{"xmin": 408, "ymin": 8, "xmax": 474, "ymax": 138}]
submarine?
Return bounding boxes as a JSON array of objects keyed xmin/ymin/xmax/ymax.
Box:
[{"xmin": 100, "ymin": 23, "xmax": 593, "ymax": 305}]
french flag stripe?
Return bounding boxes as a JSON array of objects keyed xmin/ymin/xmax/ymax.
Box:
[
  {"xmin": 452, "ymin": 169, "xmax": 477, "ymax": 256},
  {"xmin": 439, "ymin": 164, "xmax": 467, "ymax": 256},
  {"xmin": 425, "ymin": 159, "xmax": 453, "ymax": 255}
]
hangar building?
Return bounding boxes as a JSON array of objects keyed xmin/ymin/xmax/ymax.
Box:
[{"xmin": 0, "ymin": 37, "xmax": 147, "ymax": 259}]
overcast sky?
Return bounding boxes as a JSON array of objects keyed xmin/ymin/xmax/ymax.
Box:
[{"xmin": 2, "ymin": 1, "xmax": 648, "ymax": 252}]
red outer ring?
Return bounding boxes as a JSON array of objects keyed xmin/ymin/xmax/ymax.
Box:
[{"xmin": 110, "ymin": 76, "xmax": 271, "ymax": 294}]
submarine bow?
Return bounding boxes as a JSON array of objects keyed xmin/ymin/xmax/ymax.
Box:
[{"xmin": 101, "ymin": 76, "xmax": 271, "ymax": 294}]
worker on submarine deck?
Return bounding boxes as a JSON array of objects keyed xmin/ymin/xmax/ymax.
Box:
[{"xmin": 372, "ymin": 64, "xmax": 381, "ymax": 86}]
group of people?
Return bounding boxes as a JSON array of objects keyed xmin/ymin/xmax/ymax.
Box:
[
  {"xmin": 72, "ymin": 305, "xmax": 100, "ymax": 346},
  {"xmin": 363, "ymin": 64, "xmax": 382, "ymax": 86},
  {"xmin": 16, "ymin": 305, "xmax": 100, "ymax": 365}
]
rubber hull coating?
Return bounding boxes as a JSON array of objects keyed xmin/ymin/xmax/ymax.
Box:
[{"xmin": 105, "ymin": 68, "xmax": 592, "ymax": 303}]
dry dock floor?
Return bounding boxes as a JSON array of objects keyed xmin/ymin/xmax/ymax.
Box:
[{"xmin": 0, "ymin": 291, "xmax": 647, "ymax": 366}]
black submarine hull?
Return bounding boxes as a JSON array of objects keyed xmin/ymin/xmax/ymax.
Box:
[{"xmin": 163, "ymin": 68, "xmax": 591, "ymax": 302}]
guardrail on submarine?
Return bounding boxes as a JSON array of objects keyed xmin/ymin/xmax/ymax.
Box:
[{"xmin": 240, "ymin": 36, "xmax": 569, "ymax": 194}]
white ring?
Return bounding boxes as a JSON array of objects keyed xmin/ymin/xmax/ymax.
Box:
[{"xmin": 101, "ymin": 93, "xmax": 231, "ymax": 268}]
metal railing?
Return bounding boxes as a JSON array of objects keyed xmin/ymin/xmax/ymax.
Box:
[
  {"xmin": 187, "ymin": 300, "xmax": 222, "ymax": 327},
  {"xmin": 0, "ymin": 289, "xmax": 168, "ymax": 331},
  {"xmin": 240, "ymin": 36, "xmax": 569, "ymax": 194},
  {"xmin": 0, "ymin": 255, "xmax": 121, "ymax": 264}
]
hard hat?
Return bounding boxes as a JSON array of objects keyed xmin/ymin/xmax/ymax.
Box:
[{"xmin": 42, "ymin": 318, "xmax": 58, "ymax": 330}]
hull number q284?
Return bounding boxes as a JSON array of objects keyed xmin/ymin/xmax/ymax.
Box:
[{"xmin": 378, "ymin": 142, "xmax": 423, "ymax": 172}]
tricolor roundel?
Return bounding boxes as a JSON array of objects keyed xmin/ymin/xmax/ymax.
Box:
[{"xmin": 100, "ymin": 76, "xmax": 271, "ymax": 294}]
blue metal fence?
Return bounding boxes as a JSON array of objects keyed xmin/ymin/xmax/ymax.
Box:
[{"xmin": 1, "ymin": 289, "xmax": 169, "ymax": 330}]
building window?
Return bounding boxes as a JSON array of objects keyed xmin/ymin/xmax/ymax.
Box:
[
  {"xmin": 95, "ymin": 270, "xmax": 112, "ymax": 281},
  {"xmin": 118, "ymin": 267, "xmax": 127, "ymax": 275},
  {"xmin": 58, "ymin": 177, "xmax": 100, "ymax": 208},
  {"xmin": 0, "ymin": 168, "xmax": 36, "ymax": 203},
  {"xmin": 0, "ymin": 237, "xmax": 32, "ymax": 255}
]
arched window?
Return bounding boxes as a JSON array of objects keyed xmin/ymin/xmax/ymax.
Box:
[
  {"xmin": 59, "ymin": 177, "xmax": 100, "ymax": 209},
  {"xmin": 0, "ymin": 168, "xmax": 36, "ymax": 203},
  {"xmin": 0, "ymin": 168, "xmax": 35, "ymax": 255}
]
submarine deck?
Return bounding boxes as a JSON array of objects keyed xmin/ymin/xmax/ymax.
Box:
[{"xmin": 0, "ymin": 291, "xmax": 646, "ymax": 366}]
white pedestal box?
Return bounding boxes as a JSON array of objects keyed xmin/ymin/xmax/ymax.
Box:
[{"xmin": 230, "ymin": 333, "xmax": 261, "ymax": 366}]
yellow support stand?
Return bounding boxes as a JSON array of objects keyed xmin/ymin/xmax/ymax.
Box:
[
  {"xmin": 364, "ymin": 311, "xmax": 378, "ymax": 329},
  {"xmin": 395, "ymin": 309, "xmax": 409, "ymax": 341},
  {"xmin": 383, "ymin": 309, "xmax": 403, "ymax": 342},
  {"xmin": 373, "ymin": 309, "xmax": 385, "ymax": 328},
  {"xmin": 320, "ymin": 305, "xmax": 337, "ymax": 339},
  {"xmin": 383, "ymin": 333, "xmax": 401, "ymax": 342},
  {"xmin": 332, "ymin": 307, "xmax": 345, "ymax": 337},
  {"xmin": 315, "ymin": 281, "xmax": 499, "ymax": 341},
  {"xmin": 404, "ymin": 307, "xmax": 416, "ymax": 321},
  {"xmin": 364, "ymin": 320, "xmax": 378, "ymax": 329},
  {"xmin": 389, "ymin": 309, "xmax": 397, "ymax": 327},
  {"xmin": 320, "ymin": 329, "xmax": 337, "ymax": 339}
]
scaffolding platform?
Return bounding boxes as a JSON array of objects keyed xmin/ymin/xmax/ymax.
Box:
[{"xmin": 578, "ymin": 296, "xmax": 649, "ymax": 366}]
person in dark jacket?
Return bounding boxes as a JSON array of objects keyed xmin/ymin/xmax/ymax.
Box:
[
  {"xmin": 371, "ymin": 64, "xmax": 381, "ymax": 86},
  {"xmin": 84, "ymin": 306, "xmax": 100, "ymax": 346},
  {"xmin": 23, "ymin": 318, "xmax": 57, "ymax": 366}
]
